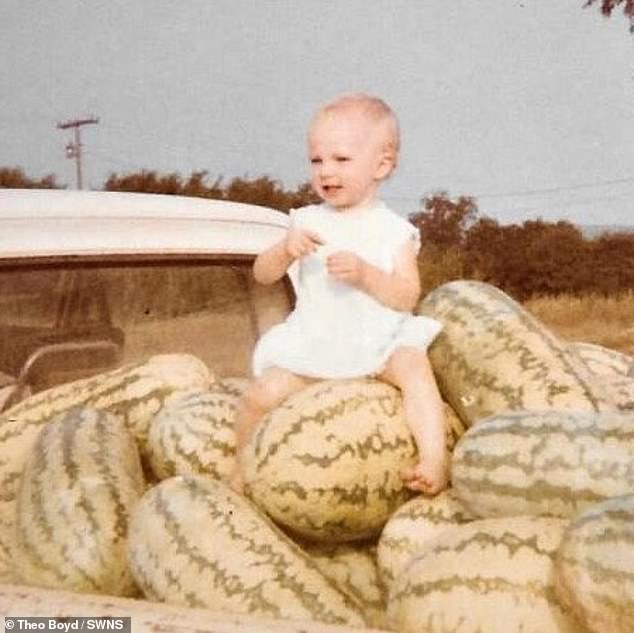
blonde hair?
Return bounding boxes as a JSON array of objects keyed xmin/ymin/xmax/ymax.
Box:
[{"xmin": 313, "ymin": 92, "xmax": 401, "ymax": 170}]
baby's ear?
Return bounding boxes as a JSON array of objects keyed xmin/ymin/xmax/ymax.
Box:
[{"xmin": 376, "ymin": 147, "xmax": 397, "ymax": 179}]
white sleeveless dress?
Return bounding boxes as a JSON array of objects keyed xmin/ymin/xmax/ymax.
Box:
[{"xmin": 252, "ymin": 201, "xmax": 442, "ymax": 379}]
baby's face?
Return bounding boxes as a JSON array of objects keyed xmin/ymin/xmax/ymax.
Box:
[{"xmin": 307, "ymin": 109, "xmax": 393, "ymax": 211}]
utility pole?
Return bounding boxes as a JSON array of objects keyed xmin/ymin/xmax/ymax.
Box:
[{"xmin": 57, "ymin": 116, "xmax": 99, "ymax": 189}]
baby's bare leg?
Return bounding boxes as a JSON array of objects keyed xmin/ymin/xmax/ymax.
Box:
[
  {"xmin": 378, "ymin": 346, "xmax": 448, "ymax": 495},
  {"xmin": 231, "ymin": 367, "xmax": 313, "ymax": 494}
]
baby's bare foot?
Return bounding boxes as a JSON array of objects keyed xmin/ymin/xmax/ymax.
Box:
[{"xmin": 401, "ymin": 454, "xmax": 449, "ymax": 496}]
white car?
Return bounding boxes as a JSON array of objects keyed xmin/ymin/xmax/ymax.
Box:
[{"xmin": 0, "ymin": 188, "xmax": 295, "ymax": 411}]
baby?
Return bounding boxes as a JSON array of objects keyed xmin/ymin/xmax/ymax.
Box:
[{"xmin": 231, "ymin": 93, "xmax": 448, "ymax": 496}]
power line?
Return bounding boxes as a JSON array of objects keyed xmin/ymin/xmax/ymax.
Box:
[
  {"xmin": 474, "ymin": 175, "xmax": 634, "ymax": 199},
  {"xmin": 486, "ymin": 192, "xmax": 634, "ymax": 213},
  {"xmin": 384, "ymin": 176, "xmax": 634, "ymax": 206},
  {"xmin": 385, "ymin": 189, "xmax": 634, "ymax": 207}
]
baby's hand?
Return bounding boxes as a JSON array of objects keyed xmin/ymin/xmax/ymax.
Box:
[
  {"xmin": 326, "ymin": 251, "xmax": 367, "ymax": 286},
  {"xmin": 285, "ymin": 228, "xmax": 324, "ymax": 259},
  {"xmin": 401, "ymin": 456, "xmax": 449, "ymax": 496}
]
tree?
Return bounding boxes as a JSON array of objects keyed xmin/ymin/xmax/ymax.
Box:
[
  {"xmin": 104, "ymin": 169, "xmax": 225, "ymax": 199},
  {"xmin": 462, "ymin": 216, "xmax": 505, "ymax": 281},
  {"xmin": 584, "ymin": 0, "xmax": 634, "ymax": 30},
  {"xmin": 409, "ymin": 192, "xmax": 478, "ymax": 250},
  {"xmin": 104, "ymin": 170, "xmax": 192, "ymax": 195},
  {"xmin": 222, "ymin": 175, "xmax": 319, "ymax": 212},
  {"xmin": 588, "ymin": 231, "xmax": 634, "ymax": 294},
  {"xmin": 519, "ymin": 220, "xmax": 589, "ymax": 297},
  {"xmin": 181, "ymin": 171, "xmax": 224, "ymax": 199},
  {"xmin": 409, "ymin": 193, "xmax": 478, "ymax": 294},
  {"xmin": 0, "ymin": 166, "xmax": 62, "ymax": 189},
  {"xmin": 102, "ymin": 169, "xmax": 319, "ymax": 212}
]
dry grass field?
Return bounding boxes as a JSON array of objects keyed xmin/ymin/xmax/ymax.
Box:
[{"xmin": 524, "ymin": 290, "xmax": 634, "ymax": 356}]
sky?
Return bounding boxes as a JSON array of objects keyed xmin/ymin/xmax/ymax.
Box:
[{"xmin": 1, "ymin": 0, "xmax": 633, "ymax": 227}]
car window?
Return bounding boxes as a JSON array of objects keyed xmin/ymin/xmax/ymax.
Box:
[{"xmin": 0, "ymin": 258, "xmax": 293, "ymax": 395}]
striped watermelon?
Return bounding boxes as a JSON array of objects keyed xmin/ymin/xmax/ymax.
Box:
[
  {"xmin": 126, "ymin": 475, "xmax": 367, "ymax": 627},
  {"xmin": 386, "ymin": 516, "xmax": 580, "ymax": 633},
  {"xmin": 242, "ymin": 379, "xmax": 417, "ymax": 542},
  {"xmin": 299, "ymin": 540, "xmax": 387, "ymax": 629},
  {"xmin": 147, "ymin": 379, "xmax": 243, "ymax": 482},
  {"xmin": 13, "ymin": 407, "xmax": 145, "ymax": 596},
  {"xmin": 416, "ymin": 281, "xmax": 618, "ymax": 426},
  {"xmin": 452, "ymin": 409, "xmax": 634, "ymax": 518},
  {"xmin": 554, "ymin": 493, "xmax": 634, "ymax": 633},
  {"xmin": 377, "ymin": 489, "xmax": 474, "ymax": 588},
  {"xmin": 0, "ymin": 353, "xmax": 210, "ymax": 572}
]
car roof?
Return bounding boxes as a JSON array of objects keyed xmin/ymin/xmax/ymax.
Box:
[{"xmin": 0, "ymin": 189, "xmax": 290, "ymax": 261}]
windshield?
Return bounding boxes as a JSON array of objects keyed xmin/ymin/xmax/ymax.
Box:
[{"xmin": 0, "ymin": 258, "xmax": 292, "ymax": 398}]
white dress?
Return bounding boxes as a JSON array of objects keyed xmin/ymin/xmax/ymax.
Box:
[{"xmin": 252, "ymin": 201, "xmax": 442, "ymax": 379}]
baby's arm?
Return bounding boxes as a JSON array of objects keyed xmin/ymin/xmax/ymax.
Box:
[
  {"xmin": 326, "ymin": 238, "xmax": 420, "ymax": 311},
  {"xmin": 254, "ymin": 227, "xmax": 323, "ymax": 284}
]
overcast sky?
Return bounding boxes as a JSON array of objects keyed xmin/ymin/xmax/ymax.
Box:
[{"xmin": 1, "ymin": 1, "xmax": 633, "ymax": 226}]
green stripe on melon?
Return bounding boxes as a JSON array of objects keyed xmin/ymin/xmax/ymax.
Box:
[
  {"xmin": 14, "ymin": 407, "xmax": 145, "ymax": 596},
  {"xmin": 242, "ymin": 379, "xmax": 417, "ymax": 543},
  {"xmin": 377, "ymin": 489, "xmax": 474, "ymax": 588},
  {"xmin": 554, "ymin": 493, "xmax": 634, "ymax": 633},
  {"xmin": 216, "ymin": 375, "xmax": 249, "ymax": 397},
  {"xmin": 126, "ymin": 475, "xmax": 367, "ymax": 627},
  {"xmin": 147, "ymin": 379, "xmax": 242, "ymax": 482},
  {"xmin": 569, "ymin": 341, "xmax": 633, "ymax": 378},
  {"xmin": 588, "ymin": 373, "xmax": 634, "ymax": 412},
  {"xmin": 416, "ymin": 281, "xmax": 618, "ymax": 426},
  {"xmin": 386, "ymin": 516, "xmax": 580, "ymax": 633},
  {"xmin": 443, "ymin": 401, "xmax": 467, "ymax": 451},
  {"xmin": 451, "ymin": 410, "xmax": 634, "ymax": 519},
  {"xmin": 299, "ymin": 540, "xmax": 387, "ymax": 629}
]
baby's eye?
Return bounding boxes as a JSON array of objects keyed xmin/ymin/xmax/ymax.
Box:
[
  {"xmin": 335, "ymin": 156, "xmax": 351, "ymax": 162},
  {"xmin": 310, "ymin": 157, "xmax": 322, "ymax": 165}
]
